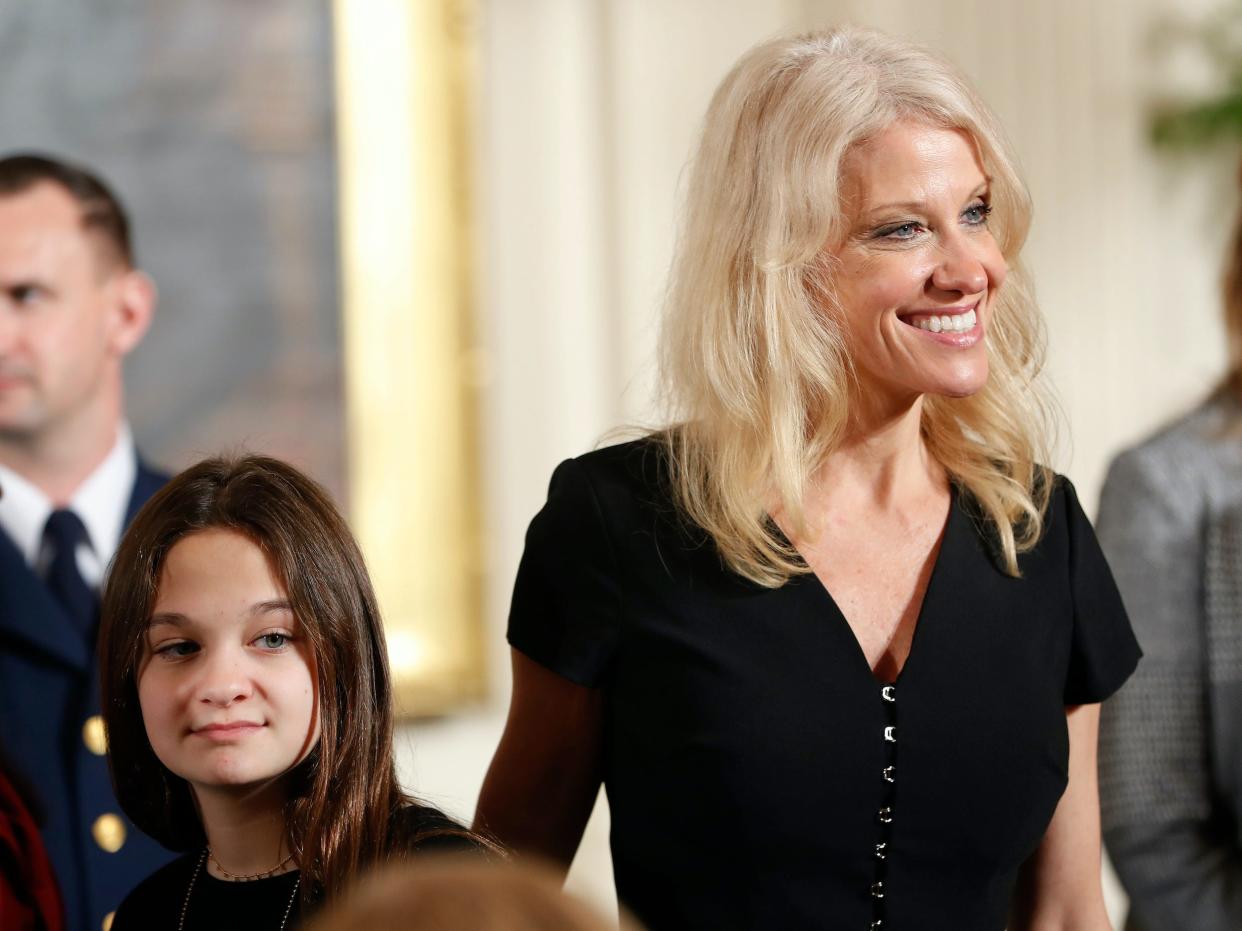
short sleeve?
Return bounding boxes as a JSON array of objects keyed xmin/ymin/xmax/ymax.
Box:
[
  {"xmin": 1060, "ymin": 477, "xmax": 1142, "ymax": 704},
  {"xmin": 506, "ymin": 458, "xmax": 624, "ymax": 687}
]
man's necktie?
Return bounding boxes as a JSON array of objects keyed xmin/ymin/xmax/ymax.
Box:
[{"xmin": 42, "ymin": 509, "xmax": 96, "ymax": 634}]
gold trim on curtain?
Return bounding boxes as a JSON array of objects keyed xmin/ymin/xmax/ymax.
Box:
[{"xmin": 333, "ymin": 0, "xmax": 483, "ymax": 716}]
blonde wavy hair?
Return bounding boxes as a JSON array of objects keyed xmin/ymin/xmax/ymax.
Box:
[{"xmin": 659, "ymin": 26, "xmax": 1055, "ymax": 586}]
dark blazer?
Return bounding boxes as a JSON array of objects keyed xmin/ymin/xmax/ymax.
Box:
[{"xmin": 0, "ymin": 460, "xmax": 171, "ymax": 931}]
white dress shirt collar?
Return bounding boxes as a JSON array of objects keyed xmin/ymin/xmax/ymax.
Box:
[{"xmin": 0, "ymin": 423, "xmax": 138, "ymax": 587}]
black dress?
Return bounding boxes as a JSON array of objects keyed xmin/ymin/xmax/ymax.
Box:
[
  {"xmin": 508, "ymin": 438, "xmax": 1141, "ymax": 931},
  {"xmin": 109, "ymin": 805, "xmax": 480, "ymax": 930}
]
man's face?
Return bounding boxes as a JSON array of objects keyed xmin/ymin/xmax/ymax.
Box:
[{"xmin": 0, "ymin": 182, "xmax": 127, "ymax": 442}]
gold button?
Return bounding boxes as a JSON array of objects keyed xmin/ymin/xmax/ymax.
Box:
[
  {"xmin": 92, "ymin": 814, "xmax": 126, "ymax": 853},
  {"xmin": 82, "ymin": 715, "xmax": 107, "ymax": 756},
  {"xmin": 103, "ymin": 912, "xmax": 114, "ymax": 931}
]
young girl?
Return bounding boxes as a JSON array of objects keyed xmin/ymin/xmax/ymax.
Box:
[{"xmin": 99, "ymin": 455, "xmax": 490, "ymax": 929}]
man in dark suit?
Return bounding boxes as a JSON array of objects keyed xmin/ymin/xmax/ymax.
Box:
[{"xmin": 0, "ymin": 154, "xmax": 171, "ymax": 931}]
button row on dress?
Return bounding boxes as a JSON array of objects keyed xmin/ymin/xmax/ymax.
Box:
[{"xmin": 870, "ymin": 683, "xmax": 898, "ymax": 930}]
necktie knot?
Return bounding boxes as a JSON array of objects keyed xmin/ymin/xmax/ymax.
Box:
[{"xmin": 44, "ymin": 508, "xmax": 89, "ymax": 552}]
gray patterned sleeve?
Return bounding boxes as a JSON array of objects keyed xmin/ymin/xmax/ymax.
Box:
[{"xmin": 1097, "ymin": 446, "xmax": 1242, "ymax": 931}]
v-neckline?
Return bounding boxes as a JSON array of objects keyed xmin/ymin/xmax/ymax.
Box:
[{"xmin": 782, "ymin": 482, "xmax": 959, "ymax": 687}]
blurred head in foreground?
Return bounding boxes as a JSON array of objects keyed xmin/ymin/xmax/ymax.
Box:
[{"xmin": 304, "ymin": 857, "xmax": 638, "ymax": 931}]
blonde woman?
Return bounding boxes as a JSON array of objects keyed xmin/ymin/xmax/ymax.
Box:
[{"xmin": 476, "ymin": 27, "xmax": 1139, "ymax": 931}]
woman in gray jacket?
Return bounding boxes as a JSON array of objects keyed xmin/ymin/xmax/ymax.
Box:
[{"xmin": 1097, "ymin": 166, "xmax": 1242, "ymax": 931}]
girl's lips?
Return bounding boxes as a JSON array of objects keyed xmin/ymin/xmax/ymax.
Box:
[{"xmin": 192, "ymin": 722, "xmax": 264, "ymax": 740}]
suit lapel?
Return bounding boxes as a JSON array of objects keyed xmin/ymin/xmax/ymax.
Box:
[{"xmin": 0, "ymin": 528, "xmax": 89, "ymax": 670}]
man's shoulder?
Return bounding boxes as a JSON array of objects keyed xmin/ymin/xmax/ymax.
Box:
[
  {"xmin": 126, "ymin": 456, "xmax": 170, "ymax": 520},
  {"xmin": 134, "ymin": 457, "xmax": 171, "ymax": 493},
  {"xmin": 1106, "ymin": 396, "xmax": 1242, "ymax": 506}
]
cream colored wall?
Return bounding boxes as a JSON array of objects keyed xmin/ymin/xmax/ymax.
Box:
[{"xmin": 396, "ymin": 0, "xmax": 1236, "ymax": 924}]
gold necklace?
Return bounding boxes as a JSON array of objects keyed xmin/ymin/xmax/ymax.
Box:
[
  {"xmin": 178, "ymin": 849, "xmax": 301, "ymax": 931},
  {"xmin": 208, "ymin": 846, "xmax": 295, "ymax": 881}
]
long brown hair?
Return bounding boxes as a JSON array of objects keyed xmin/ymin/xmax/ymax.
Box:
[
  {"xmin": 99, "ymin": 454, "xmax": 480, "ymax": 907},
  {"xmin": 1221, "ymin": 157, "xmax": 1242, "ymax": 402}
]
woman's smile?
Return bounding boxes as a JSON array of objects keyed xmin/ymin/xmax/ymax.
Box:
[{"xmin": 898, "ymin": 304, "xmax": 982, "ymax": 345}]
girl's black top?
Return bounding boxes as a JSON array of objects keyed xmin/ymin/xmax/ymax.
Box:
[
  {"xmin": 508, "ymin": 438, "xmax": 1141, "ymax": 931},
  {"xmin": 109, "ymin": 806, "xmax": 480, "ymax": 930}
]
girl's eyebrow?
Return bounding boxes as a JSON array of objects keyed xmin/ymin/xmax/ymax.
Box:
[
  {"xmin": 251, "ymin": 599, "xmax": 293, "ymax": 617},
  {"xmin": 147, "ymin": 600, "xmax": 291, "ymax": 629},
  {"xmin": 148, "ymin": 613, "xmax": 187, "ymax": 630}
]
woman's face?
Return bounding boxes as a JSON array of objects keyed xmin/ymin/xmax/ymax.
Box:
[
  {"xmin": 828, "ymin": 120, "xmax": 1006, "ymax": 413},
  {"xmin": 137, "ymin": 529, "xmax": 320, "ymax": 799}
]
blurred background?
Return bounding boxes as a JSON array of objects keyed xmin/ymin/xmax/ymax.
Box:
[{"xmin": 5, "ymin": 0, "xmax": 1242, "ymax": 923}]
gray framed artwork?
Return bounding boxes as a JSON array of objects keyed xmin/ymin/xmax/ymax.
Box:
[{"xmin": 0, "ymin": 0, "xmax": 484, "ymax": 715}]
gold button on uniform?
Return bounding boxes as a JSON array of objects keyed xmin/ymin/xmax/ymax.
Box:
[
  {"xmin": 82, "ymin": 715, "xmax": 107, "ymax": 756},
  {"xmin": 103, "ymin": 912, "xmax": 114, "ymax": 931},
  {"xmin": 92, "ymin": 814, "xmax": 126, "ymax": 853}
]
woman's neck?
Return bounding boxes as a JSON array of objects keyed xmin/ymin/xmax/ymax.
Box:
[
  {"xmin": 773, "ymin": 395, "xmax": 946, "ymax": 545},
  {"xmin": 823, "ymin": 394, "xmax": 941, "ymax": 508},
  {"xmin": 194, "ymin": 781, "xmax": 295, "ymax": 880}
]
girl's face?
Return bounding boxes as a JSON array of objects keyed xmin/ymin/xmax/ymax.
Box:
[{"xmin": 137, "ymin": 529, "xmax": 320, "ymax": 798}]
